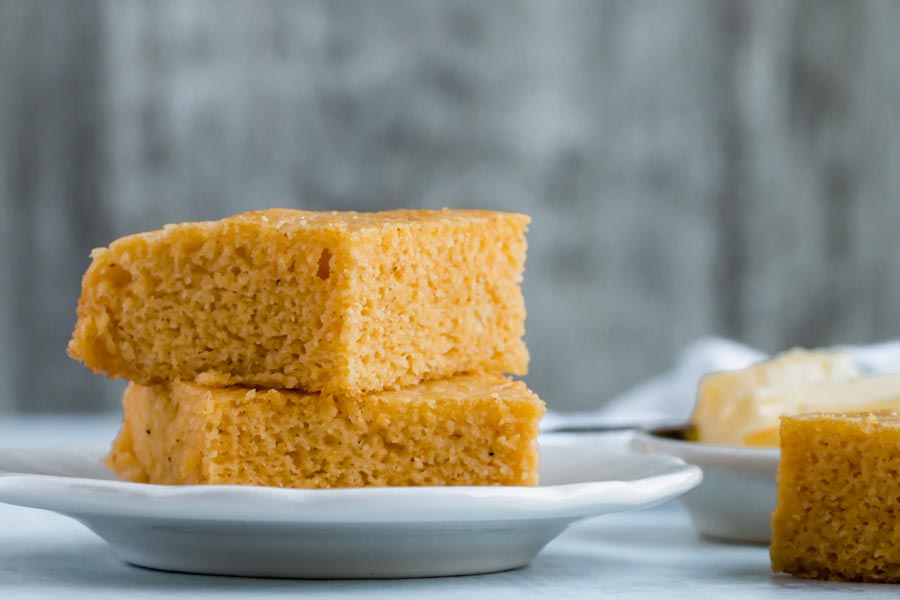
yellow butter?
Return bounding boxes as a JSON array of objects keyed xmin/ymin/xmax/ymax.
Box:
[{"xmin": 691, "ymin": 349, "xmax": 871, "ymax": 446}]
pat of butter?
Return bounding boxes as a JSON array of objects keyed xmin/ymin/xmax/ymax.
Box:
[{"xmin": 691, "ymin": 349, "xmax": 873, "ymax": 446}]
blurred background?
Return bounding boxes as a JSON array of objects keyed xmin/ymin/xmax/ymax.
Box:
[{"xmin": 2, "ymin": 0, "xmax": 900, "ymax": 414}]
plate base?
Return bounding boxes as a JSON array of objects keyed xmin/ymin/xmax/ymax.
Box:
[{"xmin": 84, "ymin": 516, "xmax": 568, "ymax": 579}]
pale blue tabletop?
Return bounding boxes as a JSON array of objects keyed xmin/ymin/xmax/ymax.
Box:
[{"xmin": 0, "ymin": 416, "xmax": 891, "ymax": 599}]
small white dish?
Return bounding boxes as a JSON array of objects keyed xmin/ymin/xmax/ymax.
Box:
[
  {"xmin": 631, "ymin": 428, "xmax": 778, "ymax": 544},
  {"xmin": 0, "ymin": 434, "xmax": 700, "ymax": 579}
]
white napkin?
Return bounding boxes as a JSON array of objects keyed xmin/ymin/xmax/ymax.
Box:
[{"xmin": 541, "ymin": 337, "xmax": 900, "ymax": 432}]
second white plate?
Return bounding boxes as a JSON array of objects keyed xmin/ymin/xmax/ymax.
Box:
[
  {"xmin": 632, "ymin": 428, "xmax": 778, "ymax": 543},
  {"xmin": 0, "ymin": 433, "xmax": 701, "ymax": 578}
]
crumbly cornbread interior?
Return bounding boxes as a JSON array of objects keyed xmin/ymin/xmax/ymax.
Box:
[
  {"xmin": 107, "ymin": 374, "xmax": 545, "ymax": 488},
  {"xmin": 771, "ymin": 411, "xmax": 900, "ymax": 582},
  {"xmin": 69, "ymin": 209, "xmax": 529, "ymax": 394}
]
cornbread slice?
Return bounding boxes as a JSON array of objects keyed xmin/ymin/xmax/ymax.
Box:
[
  {"xmin": 691, "ymin": 349, "xmax": 860, "ymax": 446},
  {"xmin": 69, "ymin": 209, "xmax": 529, "ymax": 394},
  {"xmin": 106, "ymin": 374, "xmax": 545, "ymax": 488},
  {"xmin": 771, "ymin": 412, "xmax": 900, "ymax": 582}
]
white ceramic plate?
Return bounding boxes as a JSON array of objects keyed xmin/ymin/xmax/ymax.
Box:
[
  {"xmin": 0, "ymin": 434, "xmax": 700, "ymax": 579},
  {"xmin": 631, "ymin": 428, "xmax": 778, "ymax": 544}
]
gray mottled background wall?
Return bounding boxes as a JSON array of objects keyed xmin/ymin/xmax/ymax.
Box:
[{"xmin": 2, "ymin": 0, "xmax": 900, "ymax": 413}]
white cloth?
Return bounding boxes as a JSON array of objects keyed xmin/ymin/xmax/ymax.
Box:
[{"xmin": 542, "ymin": 337, "xmax": 900, "ymax": 431}]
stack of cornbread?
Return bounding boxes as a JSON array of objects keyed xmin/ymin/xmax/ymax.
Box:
[{"xmin": 68, "ymin": 209, "xmax": 545, "ymax": 488}]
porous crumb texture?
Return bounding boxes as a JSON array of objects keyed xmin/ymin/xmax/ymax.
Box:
[
  {"xmin": 771, "ymin": 412, "xmax": 900, "ymax": 582},
  {"xmin": 69, "ymin": 209, "xmax": 530, "ymax": 394},
  {"xmin": 107, "ymin": 374, "xmax": 546, "ymax": 488}
]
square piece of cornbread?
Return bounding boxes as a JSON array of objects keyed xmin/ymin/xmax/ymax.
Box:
[
  {"xmin": 69, "ymin": 209, "xmax": 529, "ymax": 394},
  {"xmin": 771, "ymin": 412, "xmax": 900, "ymax": 582},
  {"xmin": 106, "ymin": 374, "xmax": 545, "ymax": 488}
]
